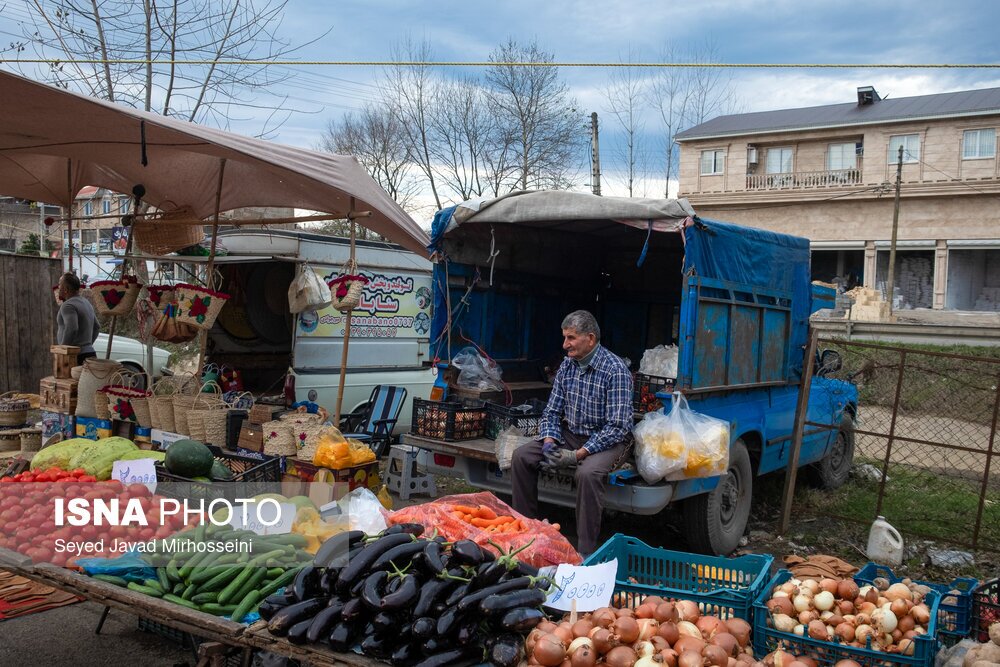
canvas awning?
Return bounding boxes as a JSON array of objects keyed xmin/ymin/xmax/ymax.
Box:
[{"xmin": 0, "ymin": 70, "xmax": 429, "ymax": 256}]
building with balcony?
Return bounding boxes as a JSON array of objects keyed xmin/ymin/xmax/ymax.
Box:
[{"xmin": 675, "ymin": 86, "xmax": 1000, "ymax": 311}]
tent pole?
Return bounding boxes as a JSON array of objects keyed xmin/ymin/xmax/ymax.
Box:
[
  {"xmin": 66, "ymin": 159, "xmax": 73, "ymax": 271},
  {"xmin": 334, "ymin": 199, "xmax": 358, "ymax": 425},
  {"xmin": 196, "ymin": 158, "xmax": 227, "ymax": 378}
]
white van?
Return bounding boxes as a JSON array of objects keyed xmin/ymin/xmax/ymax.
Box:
[{"xmin": 206, "ymin": 229, "xmax": 435, "ymax": 430}]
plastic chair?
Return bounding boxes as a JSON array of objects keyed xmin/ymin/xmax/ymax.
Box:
[{"xmin": 340, "ymin": 385, "xmax": 408, "ymax": 458}]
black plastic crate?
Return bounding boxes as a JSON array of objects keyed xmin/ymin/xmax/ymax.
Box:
[
  {"xmin": 485, "ymin": 398, "xmax": 547, "ymax": 439},
  {"xmin": 412, "ymin": 398, "xmax": 486, "ymax": 441},
  {"xmin": 972, "ymin": 577, "xmax": 999, "ymax": 642},
  {"xmin": 138, "ymin": 615, "xmax": 198, "ymax": 647},
  {"xmin": 633, "ymin": 372, "xmax": 674, "ymax": 413},
  {"xmin": 155, "ymin": 445, "xmax": 280, "ymax": 501}
]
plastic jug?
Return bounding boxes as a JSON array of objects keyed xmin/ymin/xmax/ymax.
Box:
[{"xmin": 867, "ymin": 515, "xmax": 904, "ymax": 566}]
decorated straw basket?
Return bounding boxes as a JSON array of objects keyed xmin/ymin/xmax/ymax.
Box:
[
  {"xmin": 90, "ymin": 277, "xmax": 143, "ymax": 317},
  {"xmin": 132, "ymin": 206, "xmax": 205, "ymax": 255},
  {"xmin": 326, "ymin": 259, "xmax": 369, "ymax": 313},
  {"xmin": 175, "ymin": 283, "xmax": 230, "ymax": 331}
]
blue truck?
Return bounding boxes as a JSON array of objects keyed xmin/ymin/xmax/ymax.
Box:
[{"xmin": 401, "ymin": 191, "xmax": 857, "ymax": 556}]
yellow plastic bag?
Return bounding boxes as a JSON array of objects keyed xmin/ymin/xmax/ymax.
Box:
[
  {"xmin": 377, "ymin": 484, "xmax": 394, "ymax": 511},
  {"xmin": 347, "ymin": 439, "xmax": 376, "ymax": 465},
  {"xmin": 313, "ymin": 428, "xmax": 350, "ymax": 468}
]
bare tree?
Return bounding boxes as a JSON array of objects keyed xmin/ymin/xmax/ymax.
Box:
[
  {"xmin": 485, "ymin": 39, "xmax": 584, "ymax": 191},
  {"xmin": 603, "ymin": 48, "xmax": 650, "ymax": 197},
  {"xmin": 381, "ymin": 37, "xmax": 444, "ymax": 210},
  {"xmin": 16, "ymin": 0, "xmax": 317, "ymax": 136},
  {"xmin": 321, "ymin": 105, "xmax": 421, "ymax": 212}
]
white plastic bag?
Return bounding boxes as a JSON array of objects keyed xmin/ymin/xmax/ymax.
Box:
[
  {"xmin": 452, "ymin": 346, "xmax": 503, "ymax": 392},
  {"xmin": 288, "ymin": 262, "xmax": 332, "ymax": 314},
  {"xmin": 495, "ymin": 426, "xmax": 533, "ymax": 470},
  {"xmin": 639, "ymin": 344, "xmax": 679, "ymax": 378},
  {"xmin": 339, "ymin": 487, "xmax": 388, "ymax": 534},
  {"xmin": 633, "ymin": 393, "xmax": 730, "ymax": 483}
]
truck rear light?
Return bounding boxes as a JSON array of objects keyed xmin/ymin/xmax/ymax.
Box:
[
  {"xmin": 283, "ymin": 373, "xmax": 295, "ymax": 408},
  {"xmin": 433, "ymin": 454, "xmax": 455, "ymax": 468}
]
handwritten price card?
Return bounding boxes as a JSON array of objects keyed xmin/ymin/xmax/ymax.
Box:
[{"xmin": 544, "ymin": 558, "xmax": 617, "ymax": 612}]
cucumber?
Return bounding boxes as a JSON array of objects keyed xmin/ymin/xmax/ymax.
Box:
[
  {"xmin": 172, "ymin": 582, "xmax": 185, "ymax": 595},
  {"xmin": 249, "ymin": 549, "xmax": 287, "ymax": 567},
  {"xmin": 163, "ymin": 593, "xmax": 199, "ymax": 610},
  {"xmin": 257, "ymin": 567, "xmax": 302, "ymax": 599},
  {"xmin": 265, "ymin": 567, "xmax": 284, "ymax": 579},
  {"xmin": 218, "ymin": 565, "xmax": 254, "ymax": 606},
  {"xmin": 200, "ymin": 602, "xmax": 239, "ymax": 616},
  {"xmin": 194, "ymin": 521, "xmax": 207, "ymax": 543},
  {"xmin": 198, "ymin": 565, "xmax": 244, "ymax": 593},
  {"xmin": 260, "ymin": 534, "xmax": 308, "ymax": 549},
  {"xmin": 92, "ymin": 574, "xmax": 128, "ymax": 587},
  {"xmin": 189, "ymin": 565, "xmax": 230, "ymax": 585},
  {"xmin": 178, "ymin": 550, "xmax": 211, "ymax": 579},
  {"xmin": 192, "ymin": 592, "xmax": 219, "ymax": 605},
  {"xmin": 143, "ymin": 579, "xmax": 165, "ymax": 595},
  {"xmin": 156, "ymin": 567, "xmax": 171, "ymax": 592},
  {"xmin": 181, "ymin": 583, "xmax": 198, "ymax": 600},
  {"xmin": 127, "ymin": 582, "xmax": 163, "ymax": 597},
  {"xmin": 230, "ymin": 590, "xmax": 262, "ymax": 623},
  {"xmin": 230, "ymin": 567, "xmax": 268, "ymax": 608},
  {"xmin": 166, "ymin": 563, "xmax": 182, "ymax": 583}
]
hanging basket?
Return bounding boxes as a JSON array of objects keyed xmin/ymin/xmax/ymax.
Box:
[
  {"xmin": 132, "ymin": 206, "xmax": 206, "ymax": 255},
  {"xmin": 90, "ymin": 278, "xmax": 142, "ymax": 317},
  {"xmin": 327, "ymin": 259, "xmax": 369, "ymax": 313},
  {"xmin": 146, "ymin": 285, "xmax": 176, "ymax": 309},
  {"xmin": 175, "ymin": 283, "xmax": 231, "ymax": 330},
  {"xmin": 151, "ymin": 302, "xmax": 199, "ymax": 343}
]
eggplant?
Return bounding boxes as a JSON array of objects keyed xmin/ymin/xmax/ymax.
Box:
[
  {"xmin": 390, "ymin": 643, "xmax": 419, "ymax": 666},
  {"xmin": 360, "ymin": 633, "xmax": 392, "ymax": 658},
  {"xmin": 455, "ymin": 576, "xmax": 533, "ymax": 613},
  {"xmin": 449, "ymin": 540, "xmax": 484, "ymax": 565},
  {"xmin": 327, "ymin": 621, "xmax": 356, "ymax": 651},
  {"xmin": 430, "ymin": 602, "xmax": 447, "ymax": 616},
  {"xmin": 350, "ymin": 576, "xmax": 367, "ymax": 598},
  {"xmin": 421, "ymin": 540, "xmax": 446, "ymax": 574},
  {"xmin": 335, "ymin": 532, "xmax": 414, "ymax": 593},
  {"xmin": 386, "ymin": 575, "xmax": 403, "ymax": 594},
  {"xmin": 313, "ymin": 529, "xmax": 365, "ymax": 567},
  {"xmin": 455, "ymin": 618, "xmax": 480, "ymax": 646},
  {"xmin": 256, "ymin": 600, "xmax": 283, "ymax": 622},
  {"xmin": 361, "ymin": 570, "xmax": 389, "ymax": 610},
  {"xmin": 370, "ymin": 541, "xmax": 426, "ymax": 571},
  {"xmin": 471, "ymin": 559, "xmax": 509, "ymax": 589},
  {"xmin": 413, "ymin": 579, "xmax": 452, "ymax": 617},
  {"xmin": 435, "ymin": 607, "xmax": 462, "ymax": 637},
  {"xmin": 319, "ymin": 568, "xmax": 341, "ymax": 595},
  {"xmin": 499, "ymin": 606, "xmax": 545, "ymax": 632},
  {"xmin": 340, "ymin": 596, "xmax": 365, "ymax": 623},
  {"xmin": 383, "ymin": 522, "xmax": 424, "ymax": 536},
  {"xmin": 410, "ymin": 616, "xmax": 436, "ymax": 639},
  {"xmin": 413, "ymin": 647, "xmax": 479, "ymax": 667},
  {"xmin": 305, "ymin": 601, "xmax": 344, "ymax": 644},
  {"xmin": 486, "ymin": 633, "xmax": 524, "ymax": 667},
  {"xmin": 371, "ymin": 611, "xmax": 396, "ymax": 634},
  {"xmin": 286, "ymin": 618, "xmax": 313, "ymax": 645},
  {"xmin": 267, "ymin": 597, "xmax": 328, "ymax": 636},
  {"xmin": 444, "ymin": 582, "xmax": 471, "ymax": 606},
  {"xmin": 292, "ymin": 564, "xmax": 322, "ymax": 601},
  {"xmin": 514, "ymin": 561, "xmax": 539, "ymax": 577},
  {"xmin": 480, "ymin": 588, "xmax": 547, "ymax": 615},
  {"xmin": 421, "ymin": 637, "xmax": 444, "ymax": 656},
  {"xmin": 380, "ymin": 574, "xmax": 420, "ymax": 611},
  {"xmin": 264, "ymin": 591, "xmax": 297, "ymax": 607}
]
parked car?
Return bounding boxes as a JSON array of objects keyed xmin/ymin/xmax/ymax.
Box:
[{"xmin": 93, "ymin": 334, "xmax": 171, "ymax": 388}]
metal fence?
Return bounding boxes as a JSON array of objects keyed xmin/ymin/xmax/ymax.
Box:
[{"xmin": 806, "ymin": 338, "xmax": 1000, "ymax": 552}]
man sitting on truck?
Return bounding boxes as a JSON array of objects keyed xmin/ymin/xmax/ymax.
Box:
[{"xmin": 511, "ymin": 310, "xmax": 633, "ymax": 556}]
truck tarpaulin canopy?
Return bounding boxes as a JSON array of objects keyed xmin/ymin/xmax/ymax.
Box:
[{"xmin": 0, "ymin": 70, "xmax": 429, "ymax": 256}]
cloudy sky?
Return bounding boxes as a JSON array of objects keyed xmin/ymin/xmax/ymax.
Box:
[{"xmin": 2, "ymin": 0, "xmax": 999, "ymax": 203}]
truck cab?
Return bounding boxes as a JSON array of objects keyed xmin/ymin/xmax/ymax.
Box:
[{"xmin": 402, "ymin": 191, "xmax": 857, "ymax": 555}]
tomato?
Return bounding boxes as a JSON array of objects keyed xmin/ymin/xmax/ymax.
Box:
[
  {"xmin": 34, "ymin": 473, "xmax": 51, "ymax": 483},
  {"xmin": 126, "ymin": 483, "xmax": 151, "ymax": 498},
  {"xmin": 19, "ymin": 475, "xmax": 35, "ymax": 483},
  {"xmin": 139, "ymin": 527, "xmax": 155, "ymax": 541},
  {"xmin": 70, "ymin": 468, "xmax": 86, "ymax": 477},
  {"xmin": 78, "ymin": 475, "xmax": 97, "ymax": 483},
  {"xmin": 0, "ymin": 477, "xmax": 14, "ymax": 484}
]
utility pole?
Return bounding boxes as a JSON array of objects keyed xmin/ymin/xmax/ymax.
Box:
[
  {"xmin": 886, "ymin": 145, "xmax": 903, "ymax": 317},
  {"xmin": 590, "ymin": 112, "xmax": 602, "ymax": 196}
]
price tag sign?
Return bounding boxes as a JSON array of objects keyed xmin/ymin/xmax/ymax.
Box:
[
  {"xmin": 229, "ymin": 501, "xmax": 297, "ymax": 536},
  {"xmin": 111, "ymin": 458, "xmax": 158, "ymax": 493},
  {"xmin": 543, "ymin": 558, "xmax": 617, "ymax": 612}
]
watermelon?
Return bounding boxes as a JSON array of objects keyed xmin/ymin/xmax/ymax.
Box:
[
  {"xmin": 210, "ymin": 460, "xmax": 234, "ymax": 481},
  {"xmin": 164, "ymin": 439, "xmax": 215, "ymax": 478}
]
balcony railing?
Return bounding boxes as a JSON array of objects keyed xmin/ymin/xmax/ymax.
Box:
[{"xmin": 746, "ymin": 168, "xmax": 863, "ymax": 190}]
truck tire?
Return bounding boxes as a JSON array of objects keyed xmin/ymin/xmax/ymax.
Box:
[
  {"xmin": 808, "ymin": 415, "xmax": 855, "ymax": 490},
  {"xmin": 682, "ymin": 439, "xmax": 752, "ymax": 556}
]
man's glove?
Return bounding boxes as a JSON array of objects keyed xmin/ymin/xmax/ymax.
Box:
[{"xmin": 541, "ymin": 447, "xmax": 577, "ymax": 470}]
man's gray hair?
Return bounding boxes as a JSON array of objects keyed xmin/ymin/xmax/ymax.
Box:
[{"xmin": 562, "ymin": 310, "xmax": 600, "ymax": 340}]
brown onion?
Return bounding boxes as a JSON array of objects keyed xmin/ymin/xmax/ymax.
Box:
[
  {"xmin": 697, "ymin": 615, "xmax": 726, "ymax": 639},
  {"xmin": 835, "ymin": 622, "xmax": 855, "ymax": 642},
  {"xmin": 768, "ymin": 597, "xmax": 795, "ymax": 617},
  {"xmin": 798, "ymin": 610, "xmax": 819, "ymax": 625},
  {"xmin": 835, "ymin": 661, "xmax": 862, "ymax": 667},
  {"xmin": 590, "ymin": 627, "xmax": 617, "ymax": 654},
  {"xmin": 897, "ymin": 638, "xmax": 915, "ymax": 656},
  {"xmin": 910, "ymin": 604, "xmax": 930, "ymax": 625},
  {"xmin": 658, "ymin": 621, "xmax": 680, "ymax": 645},
  {"xmin": 572, "ymin": 619, "xmax": 595, "ymax": 638},
  {"xmin": 704, "ymin": 645, "xmax": 730, "ymax": 667},
  {"xmin": 677, "ymin": 620, "xmax": 702, "ymax": 639},
  {"xmin": 678, "ymin": 649, "xmax": 703, "ymax": 667},
  {"xmin": 787, "ymin": 661, "xmax": 809, "ymax": 667},
  {"xmin": 637, "ymin": 618, "xmax": 660, "ymax": 641},
  {"xmin": 838, "ymin": 600, "xmax": 855, "ymax": 615},
  {"xmin": 571, "ymin": 646, "xmax": 598, "ymax": 667},
  {"xmin": 606, "ymin": 645, "xmax": 639, "ymax": 667},
  {"xmin": 897, "ymin": 615, "xmax": 915, "ymax": 634},
  {"xmin": 724, "ymin": 618, "xmax": 751, "ymax": 647},
  {"xmin": 613, "ymin": 615, "xmax": 640, "ymax": 644},
  {"xmin": 650, "ymin": 636, "xmax": 671, "ymax": 652},
  {"xmin": 808, "ymin": 620, "xmax": 829, "ymax": 640},
  {"xmin": 709, "ymin": 632, "xmax": 739, "ymax": 656},
  {"xmin": 553, "ymin": 624, "xmax": 574, "ymax": 645},
  {"xmin": 673, "ymin": 635, "xmax": 707, "ymax": 654},
  {"xmin": 819, "ymin": 578, "xmax": 840, "ymax": 594},
  {"xmin": 885, "ymin": 583, "xmax": 912, "ymax": 603},
  {"xmin": 636, "ymin": 603, "xmax": 658, "ymax": 619},
  {"xmin": 660, "ymin": 648, "xmax": 679, "ymax": 667},
  {"xmin": 655, "ymin": 602, "xmax": 678, "ymax": 624},
  {"xmin": 591, "ymin": 608, "xmax": 617, "ymax": 628},
  {"xmin": 676, "ymin": 600, "xmax": 701, "ymax": 622},
  {"xmin": 889, "ymin": 599, "xmax": 909, "ymax": 619},
  {"xmin": 837, "ymin": 580, "xmax": 860, "ymax": 601},
  {"xmin": 533, "ymin": 634, "xmax": 566, "ymax": 667},
  {"xmin": 644, "ymin": 595, "xmax": 667, "ymax": 607},
  {"xmin": 799, "ymin": 658, "xmax": 819, "ymax": 667},
  {"xmin": 616, "ymin": 607, "xmax": 635, "ymax": 618},
  {"xmin": 539, "ymin": 620, "xmax": 559, "ymax": 634}
]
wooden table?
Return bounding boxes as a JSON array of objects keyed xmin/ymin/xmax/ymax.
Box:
[{"xmin": 400, "ymin": 433, "xmax": 499, "ymax": 462}]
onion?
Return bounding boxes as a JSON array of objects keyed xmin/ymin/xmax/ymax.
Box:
[
  {"xmin": 634, "ymin": 641, "xmax": 656, "ymax": 658},
  {"xmin": 678, "ymin": 649, "xmax": 703, "ymax": 667},
  {"xmin": 658, "ymin": 621, "xmax": 679, "ymax": 645},
  {"xmin": 898, "ymin": 638, "xmax": 915, "ymax": 656},
  {"xmin": 643, "ymin": 595, "xmax": 667, "ymax": 607},
  {"xmin": 677, "ymin": 620, "xmax": 702, "ymax": 638},
  {"xmin": 674, "ymin": 635, "xmax": 707, "ymax": 655},
  {"xmin": 885, "ymin": 583, "xmax": 912, "ymax": 603},
  {"xmin": 704, "ymin": 645, "xmax": 730, "ymax": 667},
  {"xmin": 858, "ymin": 602, "xmax": 876, "ymax": 615},
  {"xmin": 889, "ymin": 599, "xmax": 908, "ymax": 619},
  {"xmin": 802, "ymin": 579, "xmax": 820, "ymax": 594},
  {"xmin": 793, "ymin": 594, "xmax": 813, "ymax": 613},
  {"xmin": 787, "ymin": 661, "xmax": 809, "ymax": 667},
  {"xmin": 676, "ymin": 600, "xmax": 701, "ymax": 622},
  {"xmin": 589, "ymin": 627, "xmax": 617, "ymax": 654},
  {"xmin": 696, "ymin": 615, "xmax": 725, "ymax": 639},
  {"xmin": 606, "ymin": 646, "xmax": 639, "ymax": 667},
  {"xmin": 567, "ymin": 637, "xmax": 593, "ymax": 655},
  {"xmin": 636, "ymin": 603, "xmax": 657, "ymax": 619},
  {"xmin": 910, "ymin": 604, "xmax": 930, "ymax": 626},
  {"xmin": 724, "ymin": 618, "xmax": 751, "ymax": 648},
  {"xmin": 808, "ymin": 620, "xmax": 829, "ymax": 640},
  {"xmin": 779, "ymin": 582, "xmax": 798, "ymax": 596},
  {"xmin": 635, "ymin": 657, "xmax": 660, "ymax": 667},
  {"xmin": 864, "ymin": 587, "xmax": 879, "ymax": 604},
  {"xmin": 820, "ymin": 578, "xmax": 840, "ymax": 594},
  {"xmin": 814, "ymin": 591, "xmax": 835, "ymax": 612},
  {"xmin": 766, "ymin": 649, "xmax": 795, "ymax": 667},
  {"xmin": 709, "ymin": 632, "xmax": 738, "ymax": 656},
  {"xmin": 855, "ymin": 624, "xmax": 876, "ymax": 646},
  {"xmin": 838, "ymin": 600, "xmax": 855, "ymax": 615},
  {"xmin": 837, "ymin": 580, "xmax": 860, "ymax": 601},
  {"xmin": 616, "ymin": 607, "xmax": 636, "ymax": 618},
  {"xmin": 533, "ymin": 634, "xmax": 567, "ymax": 666},
  {"xmin": 835, "ymin": 623, "xmax": 855, "ymax": 642},
  {"xmin": 660, "ymin": 648, "xmax": 679, "ymax": 667},
  {"xmin": 768, "ymin": 597, "xmax": 795, "ymax": 617},
  {"xmin": 896, "ymin": 614, "xmax": 915, "ymax": 634},
  {"xmin": 835, "ymin": 661, "xmax": 862, "ymax": 667},
  {"xmin": 650, "ymin": 635, "xmax": 671, "ymax": 652},
  {"xmin": 539, "ymin": 620, "xmax": 559, "ymax": 634},
  {"xmin": 572, "ymin": 619, "xmax": 594, "ymax": 638},
  {"xmin": 592, "ymin": 608, "xmax": 617, "ymax": 628},
  {"xmin": 771, "ymin": 614, "xmax": 797, "ymax": 633},
  {"xmin": 798, "ymin": 610, "xmax": 819, "ymax": 625},
  {"xmin": 571, "ymin": 646, "xmax": 597, "ymax": 667},
  {"xmin": 636, "ymin": 618, "xmax": 660, "ymax": 642},
  {"xmin": 655, "ymin": 602, "xmax": 678, "ymax": 623},
  {"xmin": 553, "ymin": 624, "xmax": 575, "ymax": 645},
  {"xmin": 793, "ymin": 624, "xmax": 805, "ymax": 636},
  {"xmin": 872, "ymin": 608, "xmax": 897, "ymax": 634},
  {"xmin": 891, "ymin": 629, "xmax": 902, "ymax": 643},
  {"xmin": 799, "ymin": 657, "xmax": 819, "ymax": 667},
  {"xmin": 613, "ymin": 615, "xmax": 640, "ymax": 644}
]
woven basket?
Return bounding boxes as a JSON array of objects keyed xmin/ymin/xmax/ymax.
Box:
[
  {"xmin": 0, "ymin": 428, "xmax": 20, "ymax": 452},
  {"xmin": 202, "ymin": 408, "xmax": 230, "ymax": 446},
  {"xmin": 0, "ymin": 394, "xmax": 29, "ymax": 427},
  {"xmin": 175, "ymin": 284, "xmax": 231, "ymax": 331},
  {"xmin": 132, "ymin": 395, "xmax": 152, "ymax": 428},
  {"xmin": 327, "ymin": 259, "xmax": 368, "ymax": 313},
  {"xmin": 146, "ymin": 285, "xmax": 176, "ymax": 309},
  {"xmin": 133, "ymin": 206, "xmax": 206, "ymax": 255},
  {"xmin": 76, "ymin": 359, "xmax": 123, "ymax": 418},
  {"xmin": 91, "ymin": 278, "xmax": 142, "ymax": 317},
  {"xmin": 263, "ymin": 420, "xmax": 297, "ymax": 456},
  {"xmin": 187, "ymin": 396, "xmax": 224, "ymax": 441},
  {"xmin": 173, "ymin": 382, "xmax": 222, "ymax": 436},
  {"xmin": 94, "ymin": 389, "xmax": 111, "ymax": 420},
  {"xmin": 154, "ymin": 374, "xmax": 201, "ymax": 433},
  {"xmin": 106, "ymin": 386, "xmax": 152, "ymax": 424},
  {"xmin": 278, "ymin": 413, "xmax": 325, "ymax": 460},
  {"xmin": 19, "ymin": 428, "xmax": 42, "ymax": 453}
]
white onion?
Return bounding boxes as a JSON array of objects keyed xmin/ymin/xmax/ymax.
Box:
[
  {"xmin": 793, "ymin": 624, "xmax": 805, "ymax": 636},
  {"xmin": 872, "ymin": 608, "xmax": 898, "ymax": 634},
  {"xmin": 567, "ymin": 637, "xmax": 593, "ymax": 655},
  {"xmin": 771, "ymin": 614, "xmax": 797, "ymax": 633},
  {"xmin": 793, "ymin": 595, "xmax": 812, "ymax": 613},
  {"xmin": 814, "ymin": 591, "xmax": 835, "ymax": 612}
]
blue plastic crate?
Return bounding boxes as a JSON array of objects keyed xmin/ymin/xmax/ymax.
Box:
[
  {"xmin": 856, "ymin": 562, "xmax": 976, "ymax": 641},
  {"xmin": 753, "ymin": 569, "xmax": 942, "ymax": 667},
  {"xmin": 583, "ymin": 533, "xmax": 774, "ymax": 620}
]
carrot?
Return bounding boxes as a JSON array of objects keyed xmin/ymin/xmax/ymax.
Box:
[
  {"xmin": 452, "ymin": 504, "xmax": 479, "ymax": 515},
  {"xmin": 470, "ymin": 516, "xmax": 510, "ymax": 528},
  {"xmin": 476, "ymin": 506, "xmax": 497, "ymax": 520}
]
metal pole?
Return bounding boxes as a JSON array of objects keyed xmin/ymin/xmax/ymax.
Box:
[
  {"xmin": 196, "ymin": 158, "xmax": 227, "ymax": 378},
  {"xmin": 886, "ymin": 145, "xmax": 903, "ymax": 317},
  {"xmin": 590, "ymin": 112, "xmax": 602, "ymax": 196},
  {"xmin": 67, "ymin": 159, "xmax": 74, "ymax": 271},
  {"xmin": 334, "ymin": 203, "xmax": 357, "ymax": 425},
  {"xmin": 778, "ymin": 328, "xmax": 819, "ymax": 535}
]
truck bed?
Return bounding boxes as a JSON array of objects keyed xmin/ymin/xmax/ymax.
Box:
[{"xmin": 400, "ymin": 434, "xmax": 677, "ymax": 515}]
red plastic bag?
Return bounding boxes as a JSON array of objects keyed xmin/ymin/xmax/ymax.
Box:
[{"xmin": 388, "ymin": 491, "xmax": 581, "ymax": 568}]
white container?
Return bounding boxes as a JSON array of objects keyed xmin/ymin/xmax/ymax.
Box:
[{"xmin": 867, "ymin": 515, "xmax": 904, "ymax": 566}]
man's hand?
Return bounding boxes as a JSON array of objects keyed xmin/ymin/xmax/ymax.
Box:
[{"xmin": 541, "ymin": 447, "xmax": 577, "ymax": 470}]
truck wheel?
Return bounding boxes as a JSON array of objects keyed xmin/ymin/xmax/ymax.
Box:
[
  {"xmin": 682, "ymin": 439, "xmax": 752, "ymax": 556},
  {"xmin": 120, "ymin": 361, "xmax": 148, "ymax": 391},
  {"xmin": 808, "ymin": 415, "xmax": 855, "ymax": 489}
]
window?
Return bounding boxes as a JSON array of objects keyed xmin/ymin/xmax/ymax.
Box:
[
  {"xmin": 887, "ymin": 134, "xmax": 920, "ymax": 163},
  {"xmin": 766, "ymin": 147, "xmax": 793, "ymax": 173},
  {"xmin": 828, "ymin": 143, "xmax": 857, "ymax": 170},
  {"xmin": 83, "ymin": 201, "xmax": 92, "ymax": 216},
  {"xmin": 700, "ymin": 149, "xmax": 725, "ymax": 175},
  {"xmin": 963, "ymin": 129, "xmax": 996, "ymax": 159},
  {"xmin": 102, "ymin": 199, "xmax": 111, "ymax": 214}
]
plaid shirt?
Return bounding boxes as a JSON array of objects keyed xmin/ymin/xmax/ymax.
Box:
[{"xmin": 539, "ymin": 345, "xmax": 634, "ymax": 455}]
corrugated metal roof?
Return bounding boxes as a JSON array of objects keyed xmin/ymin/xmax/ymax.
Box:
[{"xmin": 675, "ymin": 86, "xmax": 1000, "ymax": 140}]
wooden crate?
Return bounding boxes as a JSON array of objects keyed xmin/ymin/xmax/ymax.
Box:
[
  {"xmin": 39, "ymin": 375, "xmax": 79, "ymax": 413},
  {"xmin": 50, "ymin": 345, "xmax": 81, "ymax": 379}
]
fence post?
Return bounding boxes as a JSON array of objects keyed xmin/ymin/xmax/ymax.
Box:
[
  {"xmin": 972, "ymin": 371, "xmax": 1000, "ymax": 548},
  {"xmin": 779, "ymin": 329, "xmax": 819, "ymax": 535},
  {"xmin": 875, "ymin": 349, "xmax": 908, "ymax": 518}
]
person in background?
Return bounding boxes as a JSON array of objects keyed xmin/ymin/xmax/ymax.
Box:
[
  {"xmin": 511, "ymin": 310, "xmax": 633, "ymax": 557},
  {"xmin": 56, "ymin": 272, "xmax": 100, "ymax": 363}
]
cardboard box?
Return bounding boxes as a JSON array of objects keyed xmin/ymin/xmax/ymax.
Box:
[
  {"xmin": 76, "ymin": 416, "xmax": 112, "ymax": 441},
  {"xmin": 151, "ymin": 429, "xmax": 186, "ymax": 451},
  {"xmin": 281, "ymin": 458, "xmax": 380, "ymax": 507},
  {"xmin": 41, "ymin": 411, "xmax": 75, "ymax": 441},
  {"xmin": 40, "ymin": 375, "xmax": 79, "ymax": 413}
]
